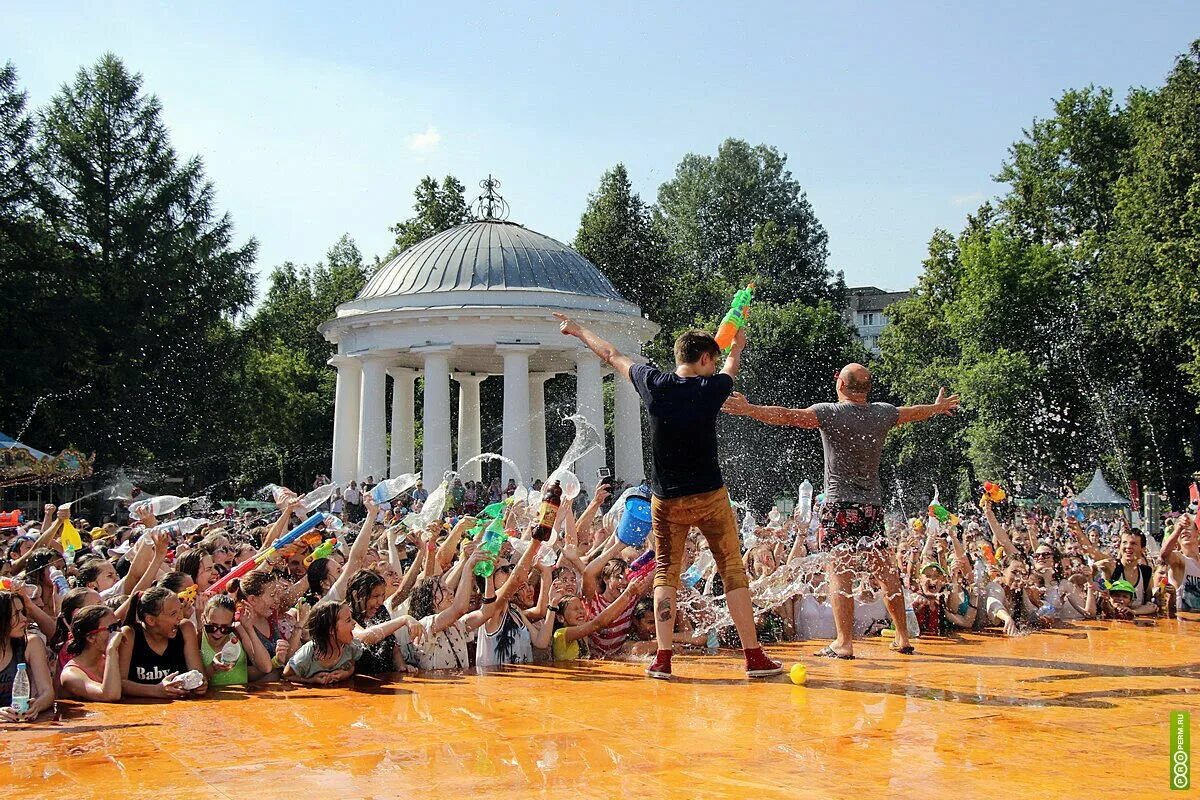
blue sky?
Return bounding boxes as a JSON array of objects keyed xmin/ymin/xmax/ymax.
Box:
[{"xmin": 4, "ymin": 2, "xmax": 1198, "ymax": 297}]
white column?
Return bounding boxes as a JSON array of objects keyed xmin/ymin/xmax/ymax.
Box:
[
  {"xmin": 614, "ymin": 374, "xmax": 645, "ymax": 484},
  {"xmin": 454, "ymin": 373, "xmax": 486, "ymax": 481},
  {"xmin": 388, "ymin": 367, "xmax": 416, "ymax": 477},
  {"xmin": 500, "ymin": 347, "xmax": 533, "ymax": 485},
  {"xmin": 357, "ymin": 357, "xmax": 388, "ymax": 483},
  {"xmin": 330, "ymin": 356, "xmax": 362, "ymax": 485},
  {"xmin": 421, "ymin": 349, "xmax": 453, "ymax": 483},
  {"xmin": 574, "ymin": 351, "xmax": 606, "ymax": 482},
  {"xmin": 528, "ymin": 372, "xmax": 554, "ymax": 481}
]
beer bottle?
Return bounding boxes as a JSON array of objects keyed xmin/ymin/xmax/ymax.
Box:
[{"xmin": 534, "ymin": 481, "xmax": 562, "ymax": 541}]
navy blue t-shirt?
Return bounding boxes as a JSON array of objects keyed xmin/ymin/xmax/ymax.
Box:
[{"xmin": 629, "ymin": 364, "xmax": 734, "ymax": 499}]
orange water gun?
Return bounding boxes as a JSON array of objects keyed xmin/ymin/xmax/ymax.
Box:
[
  {"xmin": 714, "ymin": 283, "xmax": 755, "ymax": 352},
  {"xmin": 981, "ymin": 482, "xmax": 1007, "ymax": 505}
]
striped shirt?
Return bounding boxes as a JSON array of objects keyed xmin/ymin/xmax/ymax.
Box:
[{"xmin": 585, "ymin": 593, "xmax": 633, "ymax": 658}]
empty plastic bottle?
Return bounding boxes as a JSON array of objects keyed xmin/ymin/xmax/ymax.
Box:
[
  {"xmin": 299, "ymin": 483, "xmax": 337, "ymax": 512},
  {"xmin": 130, "ymin": 495, "xmax": 190, "ymax": 517},
  {"xmin": 371, "ymin": 473, "xmax": 421, "ymax": 504},
  {"xmin": 153, "ymin": 517, "xmax": 211, "ymax": 537},
  {"xmin": 902, "ymin": 588, "xmax": 920, "ymax": 639}
]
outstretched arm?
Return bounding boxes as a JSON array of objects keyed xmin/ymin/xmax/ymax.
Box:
[
  {"xmin": 896, "ymin": 387, "xmax": 959, "ymax": 425},
  {"xmin": 722, "ymin": 392, "xmax": 820, "ymax": 429},
  {"xmin": 554, "ymin": 312, "xmax": 634, "ymax": 381}
]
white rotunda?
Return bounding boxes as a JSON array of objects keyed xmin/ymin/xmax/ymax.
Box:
[{"xmin": 319, "ymin": 181, "xmax": 658, "ymax": 488}]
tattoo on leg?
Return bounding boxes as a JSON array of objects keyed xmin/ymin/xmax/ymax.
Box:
[{"xmin": 657, "ymin": 598, "xmax": 673, "ymax": 622}]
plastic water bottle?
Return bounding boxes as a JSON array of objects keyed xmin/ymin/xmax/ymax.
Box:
[
  {"xmin": 299, "ymin": 483, "xmax": 337, "ymax": 512},
  {"xmin": 153, "ymin": 517, "xmax": 211, "ymax": 536},
  {"xmin": 1038, "ymin": 583, "xmax": 1061, "ymax": 617},
  {"xmin": 902, "ymin": 588, "xmax": 920, "ymax": 639},
  {"xmin": 218, "ymin": 636, "xmax": 242, "ymax": 666},
  {"xmin": 973, "ymin": 558, "xmax": 988, "ymax": 589},
  {"xmin": 371, "ymin": 473, "xmax": 420, "ymax": 504},
  {"xmin": 798, "ymin": 480, "xmax": 813, "ymax": 520},
  {"xmin": 130, "ymin": 495, "xmax": 190, "ymax": 517},
  {"xmin": 49, "ymin": 568, "xmax": 69, "ymax": 595},
  {"xmin": 705, "ymin": 629, "xmax": 719, "ymax": 655},
  {"xmin": 10, "ymin": 663, "xmax": 29, "ymax": 713},
  {"xmin": 64, "ymin": 545, "xmax": 76, "ymax": 566}
]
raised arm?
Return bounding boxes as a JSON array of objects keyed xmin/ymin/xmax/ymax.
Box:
[
  {"xmin": 981, "ymin": 499, "xmax": 1018, "ymax": 557},
  {"xmin": 583, "ymin": 535, "xmax": 624, "ymax": 599},
  {"xmin": 719, "ymin": 328, "xmax": 746, "ymax": 379},
  {"xmin": 437, "ymin": 517, "xmax": 473, "ymax": 572},
  {"xmin": 326, "ymin": 500, "xmax": 379, "ymax": 602},
  {"xmin": 895, "ymin": 387, "xmax": 960, "ymax": 426},
  {"xmin": 554, "ymin": 312, "xmax": 634, "ymax": 381},
  {"xmin": 722, "ymin": 392, "xmax": 820, "ymax": 429}
]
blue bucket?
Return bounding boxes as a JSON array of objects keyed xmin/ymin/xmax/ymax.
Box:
[{"xmin": 617, "ymin": 496, "xmax": 652, "ymax": 546}]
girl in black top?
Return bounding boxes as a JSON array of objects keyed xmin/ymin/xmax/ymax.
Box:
[
  {"xmin": 346, "ymin": 568, "xmax": 423, "ymax": 675},
  {"xmin": 117, "ymin": 587, "xmax": 206, "ymax": 699}
]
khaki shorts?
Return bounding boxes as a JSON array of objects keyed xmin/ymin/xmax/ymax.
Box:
[{"xmin": 651, "ymin": 486, "xmax": 749, "ymax": 593}]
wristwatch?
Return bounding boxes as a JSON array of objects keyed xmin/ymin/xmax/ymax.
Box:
[{"xmin": 482, "ymin": 595, "xmax": 497, "ymax": 604}]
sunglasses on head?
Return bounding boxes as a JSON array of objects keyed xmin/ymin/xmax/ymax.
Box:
[{"xmin": 205, "ymin": 623, "xmax": 234, "ymax": 635}]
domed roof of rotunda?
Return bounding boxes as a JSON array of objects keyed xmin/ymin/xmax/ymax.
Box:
[{"xmin": 358, "ymin": 220, "xmax": 626, "ymax": 303}]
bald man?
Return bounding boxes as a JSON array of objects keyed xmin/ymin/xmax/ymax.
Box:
[{"xmin": 723, "ymin": 363, "xmax": 958, "ymax": 659}]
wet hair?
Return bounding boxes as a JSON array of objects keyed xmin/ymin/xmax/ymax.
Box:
[
  {"xmin": 77, "ymin": 562, "xmax": 109, "ymax": 591},
  {"xmin": 205, "ymin": 594, "xmax": 236, "ymax": 618},
  {"xmin": 66, "ymin": 605, "xmax": 111, "ymax": 656},
  {"xmin": 673, "ymin": 330, "xmax": 720, "ymax": 365},
  {"xmin": 125, "ymin": 586, "xmax": 174, "ymax": 626},
  {"xmin": 598, "ymin": 559, "xmax": 629, "ymax": 594},
  {"xmin": 632, "ymin": 597, "xmax": 654, "ymax": 620},
  {"xmin": 104, "ymin": 594, "xmax": 128, "ymax": 613},
  {"xmin": 0, "ymin": 590, "xmax": 18, "ymax": 642},
  {"xmin": 306, "ymin": 599, "xmax": 346, "ymax": 658},
  {"xmin": 156, "ymin": 571, "xmax": 191, "ymax": 593},
  {"xmin": 346, "ymin": 569, "xmax": 384, "ymax": 624},
  {"xmin": 306, "ymin": 558, "xmax": 334, "ymax": 597},
  {"xmin": 551, "ymin": 595, "xmax": 590, "ymax": 657},
  {"xmin": 175, "ymin": 550, "xmax": 206, "ymax": 582},
  {"xmin": 408, "ymin": 576, "xmax": 441, "ymax": 621},
  {"xmin": 52, "ymin": 587, "xmax": 99, "ymax": 653},
  {"xmin": 23, "ymin": 547, "xmax": 58, "ymax": 580},
  {"xmin": 237, "ymin": 570, "xmax": 274, "ymax": 601}
]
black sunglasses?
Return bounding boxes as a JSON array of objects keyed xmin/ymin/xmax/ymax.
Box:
[{"xmin": 205, "ymin": 623, "xmax": 234, "ymax": 635}]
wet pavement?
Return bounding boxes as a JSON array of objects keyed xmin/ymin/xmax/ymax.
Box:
[{"xmin": 3, "ymin": 618, "xmax": 1197, "ymax": 799}]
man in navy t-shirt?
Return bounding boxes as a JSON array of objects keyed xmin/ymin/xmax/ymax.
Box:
[{"xmin": 554, "ymin": 312, "xmax": 782, "ymax": 680}]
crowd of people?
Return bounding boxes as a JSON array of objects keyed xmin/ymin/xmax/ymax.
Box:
[
  {"xmin": 0, "ymin": 473, "xmax": 1195, "ymax": 721},
  {"xmin": 1, "ymin": 317, "xmax": 1195, "ymax": 721}
]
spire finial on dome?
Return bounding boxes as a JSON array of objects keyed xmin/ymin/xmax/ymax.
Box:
[{"xmin": 475, "ymin": 175, "xmax": 510, "ymax": 222}]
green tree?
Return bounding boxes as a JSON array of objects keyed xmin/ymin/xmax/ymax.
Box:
[
  {"xmin": 0, "ymin": 62, "xmax": 68, "ymax": 449},
  {"xmin": 238, "ymin": 235, "xmax": 369, "ymax": 487},
  {"xmin": 574, "ymin": 163, "xmax": 671, "ymax": 321},
  {"xmin": 24, "ymin": 54, "xmax": 256, "ymax": 474},
  {"xmin": 387, "ymin": 175, "xmax": 473, "ymax": 257},
  {"xmin": 656, "ymin": 138, "xmax": 839, "ymax": 319}
]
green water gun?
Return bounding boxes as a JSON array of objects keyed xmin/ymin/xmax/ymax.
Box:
[
  {"xmin": 303, "ymin": 537, "xmax": 337, "ymax": 567},
  {"xmin": 714, "ymin": 282, "xmax": 755, "ymax": 352}
]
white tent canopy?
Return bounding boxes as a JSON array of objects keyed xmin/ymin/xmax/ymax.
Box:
[{"xmin": 1074, "ymin": 468, "xmax": 1129, "ymax": 507}]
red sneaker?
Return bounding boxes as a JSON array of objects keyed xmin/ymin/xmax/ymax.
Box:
[
  {"xmin": 744, "ymin": 647, "xmax": 784, "ymax": 678},
  {"xmin": 646, "ymin": 650, "xmax": 673, "ymax": 680}
]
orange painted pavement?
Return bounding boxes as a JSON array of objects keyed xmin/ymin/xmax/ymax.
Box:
[{"xmin": 3, "ymin": 619, "xmax": 1199, "ymax": 799}]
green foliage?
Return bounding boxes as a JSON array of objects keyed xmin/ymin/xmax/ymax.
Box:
[
  {"xmin": 387, "ymin": 175, "xmax": 473, "ymax": 258},
  {"xmin": 574, "ymin": 163, "xmax": 671, "ymax": 322},
  {"xmin": 880, "ymin": 40, "xmax": 1200, "ymax": 506}
]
